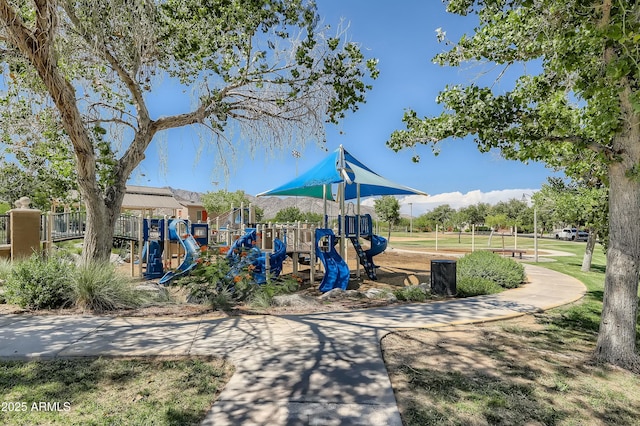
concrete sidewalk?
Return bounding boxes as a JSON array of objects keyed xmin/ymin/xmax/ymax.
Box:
[{"xmin": 0, "ymin": 264, "xmax": 585, "ymax": 425}]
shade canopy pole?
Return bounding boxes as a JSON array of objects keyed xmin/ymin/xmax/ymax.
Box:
[
  {"xmin": 356, "ymin": 183, "xmax": 361, "ymax": 279},
  {"xmin": 338, "ymin": 145, "xmax": 347, "ymax": 259},
  {"xmin": 323, "ymin": 184, "xmax": 328, "ymax": 229}
]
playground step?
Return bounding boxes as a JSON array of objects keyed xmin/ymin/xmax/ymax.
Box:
[{"xmin": 349, "ymin": 237, "xmax": 377, "ymax": 280}]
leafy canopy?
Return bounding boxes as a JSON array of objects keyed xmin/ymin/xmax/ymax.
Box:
[
  {"xmin": 202, "ymin": 190, "xmax": 250, "ymax": 217},
  {"xmin": 1, "ymin": 0, "xmax": 379, "ymax": 197},
  {"xmin": 388, "ymin": 0, "xmax": 639, "ymax": 179},
  {"xmin": 374, "ymin": 195, "xmax": 400, "ymax": 225},
  {"xmin": 273, "ymin": 206, "xmax": 322, "ymax": 223}
]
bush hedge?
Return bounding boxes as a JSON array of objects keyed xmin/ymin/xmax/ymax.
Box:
[
  {"xmin": 5, "ymin": 254, "xmax": 74, "ymax": 309},
  {"xmin": 456, "ymin": 250, "xmax": 526, "ymax": 290},
  {"xmin": 456, "ymin": 276, "xmax": 504, "ymax": 297}
]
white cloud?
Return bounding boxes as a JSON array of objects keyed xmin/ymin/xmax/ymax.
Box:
[{"xmin": 361, "ymin": 188, "xmax": 539, "ymax": 216}]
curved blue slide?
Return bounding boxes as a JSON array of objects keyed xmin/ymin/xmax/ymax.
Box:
[
  {"xmin": 315, "ymin": 228, "xmax": 350, "ymax": 293},
  {"xmin": 158, "ymin": 220, "xmax": 201, "ymax": 285},
  {"xmin": 226, "ymin": 229, "xmax": 287, "ymax": 284},
  {"xmin": 365, "ymin": 234, "xmax": 387, "ymax": 266}
]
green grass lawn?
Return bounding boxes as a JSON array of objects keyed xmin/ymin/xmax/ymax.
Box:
[
  {"xmin": 388, "ymin": 230, "xmax": 587, "ymax": 252},
  {"xmin": 389, "ymin": 231, "xmax": 613, "ymax": 337},
  {"xmin": 384, "ymin": 232, "xmax": 640, "ymax": 425},
  {"xmin": 0, "ymin": 357, "xmax": 233, "ymax": 426}
]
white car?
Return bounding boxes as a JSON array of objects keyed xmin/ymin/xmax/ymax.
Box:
[{"xmin": 555, "ymin": 228, "xmax": 577, "ymax": 240}]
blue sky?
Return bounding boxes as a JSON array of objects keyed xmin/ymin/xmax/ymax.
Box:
[{"xmin": 130, "ymin": 1, "xmax": 560, "ymax": 215}]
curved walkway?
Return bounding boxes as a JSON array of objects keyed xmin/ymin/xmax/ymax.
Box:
[{"xmin": 0, "ymin": 264, "xmax": 586, "ymax": 425}]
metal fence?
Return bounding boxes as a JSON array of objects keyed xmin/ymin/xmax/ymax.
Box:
[
  {"xmin": 0, "ymin": 214, "xmax": 9, "ymax": 245},
  {"xmin": 49, "ymin": 211, "xmax": 86, "ymax": 241},
  {"xmin": 113, "ymin": 214, "xmax": 140, "ymax": 241},
  {"xmin": 45, "ymin": 212, "xmax": 140, "ymax": 242}
]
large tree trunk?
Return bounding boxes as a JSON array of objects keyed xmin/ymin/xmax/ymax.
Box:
[
  {"xmin": 81, "ymin": 193, "xmax": 126, "ymax": 264},
  {"xmin": 594, "ymin": 85, "xmax": 640, "ymax": 371},
  {"xmin": 580, "ymin": 228, "xmax": 597, "ymax": 272}
]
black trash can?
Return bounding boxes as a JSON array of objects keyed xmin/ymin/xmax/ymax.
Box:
[{"xmin": 431, "ymin": 260, "xmax": 457, "ymax": 296}]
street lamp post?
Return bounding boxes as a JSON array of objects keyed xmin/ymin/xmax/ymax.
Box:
[
  {"xmin": 522, "ymin": 193, "xmax": 538, "ymax": 263},
  {"xmin": 292, "ymin": 150, "xmax": 301, "ymax": 209},
  {"xmin": 409, "ymin": 202, "xmax": 413, "ymax": 234},
  {"xmin": 292, "ymin": 150, "xmax": 301, "ymax": 176}
]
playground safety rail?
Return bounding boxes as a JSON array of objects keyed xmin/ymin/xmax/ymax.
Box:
[
  {"xmin": 44, "ymin": 211, "xmax": 141, "ymax": 243},
  {"xmin": 0, "ymin": 214, "xmax": 8, "ymax": 245}
]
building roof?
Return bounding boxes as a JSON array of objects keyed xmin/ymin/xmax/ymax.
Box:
[
  {"xmin": 176, "ymin": 199, "xmax": 205, "ymax": 208},
  {"xmin": 122, "ymin": 186, "xmax": 184, "ymax": 210}
]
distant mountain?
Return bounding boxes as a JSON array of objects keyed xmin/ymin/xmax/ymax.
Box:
[
  {"xmin": 168, "ymin": 187, "xmax": 203, "ymax": 205},
  {"xmin": 167, "ymin": 187, "xmax": 378, "ymax": 220}
]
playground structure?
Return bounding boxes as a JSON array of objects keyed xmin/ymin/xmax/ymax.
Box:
[
  {"xmin": 207, "ymin": 203, "xmax": 388, "ymax": 292},
  {"xmin": 0, "ymin": 206, "xmax": 209, "ymax": 283},
  {"xmin": 224, "ymin": 227, "xmax": 287, "ymax": 284},
  {"xmin": 258, "ymin": 145, "xmax": 427, "ymax": 292},
  {"xmin": 0, "ymin": 202, "xmax": 319, "ymax": 288},
  {"xmin": 2, "ymin": 144, "xmax": 426, "ymax": 292},
  {"xmin": 141, "ymin": 218, "xmax": 207, "ymax": 284}
]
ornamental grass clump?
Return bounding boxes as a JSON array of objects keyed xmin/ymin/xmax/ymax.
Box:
[
  {"xmin": 71, "ymin": 262, "xmax": 148, "ymax": 312},
  {"xmin": 0, "ymin": 257, "xmax": 12, "ymax": 282},
  {"xmin": 247, "ymin": 276, "xmax": 300, "ymax": 309},
  {"xmin": 457, "ymin": 251, "xmax": 526, "ymax": 290}
]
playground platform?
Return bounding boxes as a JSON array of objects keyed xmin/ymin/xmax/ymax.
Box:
[{"xmin": 0, "ymin": 264, "xmax": 585, "ymax": 425}]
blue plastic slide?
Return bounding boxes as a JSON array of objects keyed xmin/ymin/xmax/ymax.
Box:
[
  {"xmin": 251, "ymin": 238, "xmax": 287, "ymax": 284},
  {"xmin": 349, "ymin": 233, "xmax": 387, "ymax": 280},
  {"xmin": 158, "ymin": 220, "xmax": 201, "ymax": 285},
  {"xmin": 226, "ymin": 229, "xmax": 287, "ymax": 284},
  {"xmin": 366, "ymin": 234, "xmax": 387, "ymax": 264},
  {"xmin": 315, "ymin": 228, "xmax": 350, "ymax": 292}
]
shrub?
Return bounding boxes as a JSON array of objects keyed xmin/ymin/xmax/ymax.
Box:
[
  {"xmin": 5, "ymin": 254, "xmax": 75, "ymax": 309},
  {"xmin": 174, "ymin": 250, "xmax": 236, "ymax": 306},
  {"xmin": 456, "ymin": 276, "xmax": 504, "ymax": 297},
  {"xmin": 456, "ymin": 251, "xmax": 525, "ymax": 289},
  {"xmin": 175, "ymin": 248, "xmax": 300, "ymax": 310},
  {"xmin": 248, "ymin": 277, "xmax": 300, "ymax": 309},
  {"xmin": 210, "ymin": 285, "xmax": 234, "ymax": 311},
  {"xmin": 71, "ymin": 262, "xmax": 148, "ymax": 312},
  {"xmin": 394, "ymin": 286, "xmax": 429, "ymax": 302}
]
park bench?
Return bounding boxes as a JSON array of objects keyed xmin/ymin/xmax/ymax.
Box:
[{"xmin": 488, "ymin": 248, "xmax": 526, "ymax": 259}]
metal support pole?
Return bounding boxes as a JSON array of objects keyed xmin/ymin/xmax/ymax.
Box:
[{"xmin": 534, "ymin": 206, "xmax": 538, "ymax": 263}]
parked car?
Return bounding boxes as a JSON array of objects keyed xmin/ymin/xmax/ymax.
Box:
[
  {"xmin": 555, "ymin": 228, "xmax": 577, "ymax": 240},
  {"xmin": 576, "ymin": 230, "xmax": 589, "ymax": 241}
]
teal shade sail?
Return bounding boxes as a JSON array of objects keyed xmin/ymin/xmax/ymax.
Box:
[{"xmin": 257, "ymin": 146, "xmax": 427, "ymax": 200}]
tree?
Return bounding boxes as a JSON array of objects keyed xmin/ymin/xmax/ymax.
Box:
[
  {"xmin": 490, "ymin": 199, "xmax": 530, "ymax": 231},
  {"xmin": 485, "ymin": 214, "xmax": 508, "ymax": 232},
  {"xmin": 0, "ymin": 0, "xmax": 378, "ymax": 264},
  {"xmin": 301, "ymin": 211, "xmax": 323, "ymax": 224},
  {"xmin": 274, "ymin": 206, "xmax": 304, "ymax": 223},
  {"xmin": 388, "ymin": 0, "xmax": 640, "ymax": 370},
  {"xmin": 202, "ymin": 190, "xmax": 250, "ymax": 218},
  {"xmin": 450, "ymin": 210, "xmax": 468, "ymax": 243},
  {"xmin": 374, "ymin": 195, "xmax": 400, "ymax": 241},
  {"xmin": 0, "ymin": 137, "xmax": 77, "ymax": 210},
  {"xmin": 460, "ymin": 202, "xmax": 490, "ymax": 227},
  {"xmin": 534, "ymin": 179, "xmax": 609, "ymax": 272},
  {"xmin": 424, "ymin": 204, "xmax": 456, "ymax": 231}
]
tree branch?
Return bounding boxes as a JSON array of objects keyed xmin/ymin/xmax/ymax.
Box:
[
  {"xmin": 0, "ymin": 0, "xmax": 99, "ymax": 200},
  {"xmin": 61, "ymin": 2, "xmax": 151, "ymax": 129}
]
